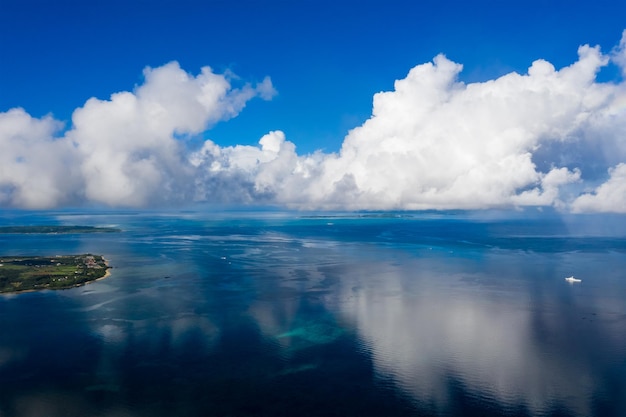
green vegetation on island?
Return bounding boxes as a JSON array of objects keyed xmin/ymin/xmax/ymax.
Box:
[
  {"xmin": 0, "ymin": 254, "xmax": 111, "ymax": 293},
  {"xmin": 0, "ymin": 225, "xmax": 121, "ymax": 234}
]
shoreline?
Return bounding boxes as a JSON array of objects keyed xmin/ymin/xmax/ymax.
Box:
[{"xmin": 92, "ymin": 259, "xmax": 112, "ymax": 283}]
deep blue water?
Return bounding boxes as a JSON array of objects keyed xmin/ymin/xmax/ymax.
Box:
[{"xmin": 0, "ymin": 211, "xmax": 625, "ymax": 417}]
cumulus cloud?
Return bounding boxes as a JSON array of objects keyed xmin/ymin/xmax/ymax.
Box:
[
  {"xmin": 221, "ymin": 42, "xmax": 623, "ymax": 212},
  {"xmin": 612, "ymin": 30, "xmax": 626, "ymax": 76},
  {"xmin": 0, "ymin": 108, "xmax": 79, "ymax": 208},
  {"xmin": 0, "ymin": 63, "xmax": 276, "ymax": 208},
  {"xmin": 71, "ymin": 62, "xmax": 277, "ymax": 207},
  {"xmin": 1, "ymin": 33, "xmax": 625, "ymax": 212},
  {"xmin": 571, "ymin": 163, "xmax": 626, "ymax": 213},
  {"xmin": 301, "ymin": 51, "xmax": 601, "ymax": 210}
]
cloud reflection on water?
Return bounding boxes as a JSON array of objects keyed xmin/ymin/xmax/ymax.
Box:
[
  {"xmin": 328, "ymin": 250, "xmax": 626, "ymax": 416},
  {"xmin": 2, "ymin": 213, "xmax": 625, "ymax": 416}
]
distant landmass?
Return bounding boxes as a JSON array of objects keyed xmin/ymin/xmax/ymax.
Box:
[
  {"xmin": 0, "ymin": 254, "xmax": 111, "ymax": 293},
  {"xmin": 0, "ymin": 225, "xmax": 121, "ymax": 234}
]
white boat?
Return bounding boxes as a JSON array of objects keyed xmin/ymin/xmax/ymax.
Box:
[{"xmin": 565, "ymin": 276, "xmax": 582, "ymax": 283}]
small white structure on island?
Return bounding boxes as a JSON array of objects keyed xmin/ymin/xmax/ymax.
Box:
[{"xmin": 565, "ymin": 276, "xmax": 582, "ymax": 283}]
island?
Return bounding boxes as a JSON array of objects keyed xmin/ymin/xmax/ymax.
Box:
[
  {"xmin": 0, "ymin": 254, "xmax": 111, "ymax": 293},
  {"xmin": 0, "ymin": 225, "xmax": 121, "ymax": 234}
]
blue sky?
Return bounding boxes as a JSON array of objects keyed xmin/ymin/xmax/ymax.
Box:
[
  {"xmin": 2, "ymin": 0, "xmax": 624, "ymax": 153},
  {"xmin": 1, "ymin": 0, "xmax": 626, "ymax": 211}
]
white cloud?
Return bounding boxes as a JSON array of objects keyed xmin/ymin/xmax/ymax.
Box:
[
  {"xmin": 571, "ymin": 163, "xmax": 626, "ymax": 213},
  {"xmin": 0, "ymin": 62, "xmax": 275, "ymax": 208},
  {"xmin": 251, "ymin": 44, "xmax": 620, "ymax": 211},
  {"xmin": 1, "ymin": 34, "xmax": 626, "ymax": 212},
  {"xmin": 512, "ymin": 167, "xmax": 581, "ymax": 208},
  {"xmin": 612, "ymin": 29, "xmax": 626, "ymax": 76},
  {"xmin": 0, "ymin": 108, "xmax": 79, "ymax": 208},
  {"xmin": 71, "ymin": 62, "xmax": 277, "ymax": 207}
]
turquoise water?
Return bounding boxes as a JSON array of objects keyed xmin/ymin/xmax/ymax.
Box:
[{"xmin": 0, "ymin": 211, "xmax": 625, "ymax": 416}]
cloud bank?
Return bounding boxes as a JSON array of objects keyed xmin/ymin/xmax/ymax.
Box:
[{"xmin": 2, "ymin": 32, "xmax": 626, "ymax": 212}]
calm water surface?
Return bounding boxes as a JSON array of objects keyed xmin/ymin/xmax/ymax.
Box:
[{"xmin": 0, "ymin": 211, "xmax": 625, "ymax": 417}]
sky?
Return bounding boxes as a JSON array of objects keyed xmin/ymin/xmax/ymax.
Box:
[{"xmin": 1, "ymin": 0, "xmax": 626, "ymax": 212}]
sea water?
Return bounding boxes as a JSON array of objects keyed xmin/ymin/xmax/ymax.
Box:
[{"xmin": 0, "ymin": 210, "xmax": 625, "ymax": 417}]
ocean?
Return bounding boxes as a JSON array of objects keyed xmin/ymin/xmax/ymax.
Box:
[{"xmin": 0, "ymin": 210, "xmax": 625, "ymax": 417}]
